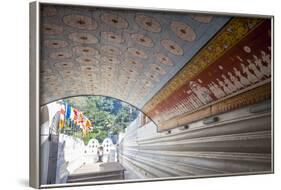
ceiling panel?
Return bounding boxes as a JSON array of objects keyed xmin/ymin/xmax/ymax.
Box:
[{"xmin": 40, "ymin": 4, "xmax": 230, "ymax": 107}]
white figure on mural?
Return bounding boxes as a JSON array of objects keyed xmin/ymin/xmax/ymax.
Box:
[
  {"xmin": 253, "ymin": 55, "xmax": 270, "ymax": 77},
  {"xmin": 208, "ymin": 83, "xmax": 219, "ymax": 99},
  {"xmin": 208, "ymin": 82, "xmax": 225, "ymax": 99},
  {"xmin": 261, "ymin": 50, "xmax": 271, "ymax": 76},
  {"xmin": 261, "ymin": 50, "xmax": 271, "ymax": 65},
  {"xmin": 247, "ymin": 59, "xmax": 263, "ymax": 80},
  {"xmin": 189, "ymin": 81, "xmax": 213, "ymax": 104},
  {"xmin": 212, "ymin": 81, "xmax": 226, "ymax": 98},
  {"xmin": 216, "ymin": 78, "xmax": 231, "ymax": 95},
  {"xmin": 241, "ymin": 63, "xmax": 258, "ymax": 84},
  {"xmin": 227, "ymin": 72, "xmax": 244, "ymax": 90},
  {"xmin": 222, "ymin": 74, "xmax": 237, "ymax": 92},
  {"xmin": 233, "ymin": 67, "xmax": 250, "ymax": 86}
]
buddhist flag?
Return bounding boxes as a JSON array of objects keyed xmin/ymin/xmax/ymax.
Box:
[
  {"xmin": 70, "ymin": 107, "xmax": 75, "ymax": 120},
  {"xmin": 72, "ymin": 108, "xmax": 78, "ymax": 125},
  {"xmin": 65, "ymin": 104, "xmax": 71, "ymax": 120},
  {"xmin": 85, "ymin": 119, "xmax": 92, "ymax": 129},
  {"xmin": 81, "ymin": 119, "xmax": 91, "ymax": 137},
  {"xmin": 59, "ymin": 104, "xmax": 65, "ymax": 129},
  {"xmin": 78, "ymin": 112, "xmax": 84, "ymax": 129}
]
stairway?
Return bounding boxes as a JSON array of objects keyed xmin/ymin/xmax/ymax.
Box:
[{"xmin": 67, "ymin": 162, "xmax": 125, "ymax": 183}]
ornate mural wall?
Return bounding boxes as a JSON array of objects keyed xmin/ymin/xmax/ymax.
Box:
[{"xmin": 143, "ymin": 19, "xmax": 271, "ymax": 130}]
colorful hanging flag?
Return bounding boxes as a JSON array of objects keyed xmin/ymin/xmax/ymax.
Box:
[
  {"xmin": 58, "ymin": 102, "xmax": 92, "ymax": 135},
  {"xmin": 70, "ymin": 107, "xmax": 74, "ymax": 120},
  {"xmin": 72, "ymin": 108, "xmax": 78, "ymax": 125},
  {"xmin": 65, "ymin": 104, "xmax": 71, "ymax": 120},
  {"xmin": 59, "ymin": 104, "xmax": 65, "ymax": 129},
  {"xmin": 85, "ymin": 119, "xmax": 92, "ymax": 129},
  {"xmin": 78, "ymin": 112, "xmax": 85, "ymax": 130},
  {"xmin": 82, "ymin": 119, "xmax": 90, "ymax": 137}
]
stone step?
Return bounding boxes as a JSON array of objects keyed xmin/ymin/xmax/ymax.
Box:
[
  {"xmin": 67, "ymin": 171, "xmax": 124, "ymax": 183},
  {"xmin": 67, "ymin": 162, "xmax": 125, "ymax": 183}
]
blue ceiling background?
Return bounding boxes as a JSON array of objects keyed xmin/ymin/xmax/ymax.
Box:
[{"xmin": 40, "ymin": 4, "xmax": 230, "ymax": 108}]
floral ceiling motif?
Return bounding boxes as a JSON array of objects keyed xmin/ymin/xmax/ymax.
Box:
[{"xmin": 40, "ymin": 4, "xmax": 230, "ymax": 108}]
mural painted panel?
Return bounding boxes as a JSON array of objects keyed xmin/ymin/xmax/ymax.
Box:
[{"xmin": 145, "ymin": 20, "xmax": 271, "ymax": 126}]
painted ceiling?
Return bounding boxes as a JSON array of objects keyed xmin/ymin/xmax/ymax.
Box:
[
  {"xmin": 40, "ymin": 4, "xmax": 230, "ymax": 107},
  {"xmin": 39, "ymin": 4, "xmax": 271, "ymax": 131}
]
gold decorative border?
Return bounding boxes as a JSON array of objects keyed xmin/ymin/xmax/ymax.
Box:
[
  {"xmin": 158, "ymin": 82, "xmax": 271, "ymax": 131},
  {"xmin": 143, "ymin": 17, "xmax": 264, "ymax": 113}
]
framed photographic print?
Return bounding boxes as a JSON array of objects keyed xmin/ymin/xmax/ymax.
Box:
[{"xmin": 29, "ymin": 1, "xmax": 274, "ymax": 188}]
